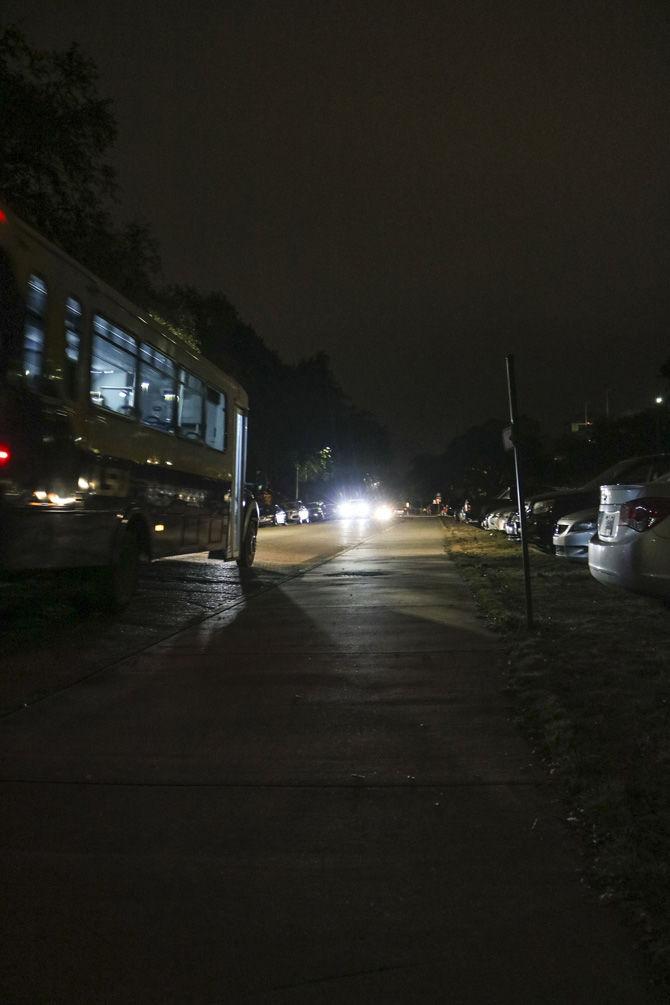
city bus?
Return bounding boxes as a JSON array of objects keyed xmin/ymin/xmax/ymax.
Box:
[{"xmin": 0, "ymin": 203, "xmax": 258, "ymax": 607}]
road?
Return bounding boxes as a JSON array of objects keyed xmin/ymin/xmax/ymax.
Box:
[
  {"xmin": 0, "ymin": 517, "xmax": 657, "ymax": 1003},
  {"xmin": 0, "ymin": 518, "xmax": 383, "ymax": 714}
]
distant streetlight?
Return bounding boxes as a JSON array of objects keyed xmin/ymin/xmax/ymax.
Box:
[{"xmin": 654, "ymin": 395, "xmax": 665, "ymax": 451}]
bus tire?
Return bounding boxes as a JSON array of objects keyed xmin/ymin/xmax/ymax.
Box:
[
  {"xmin": 86, "ymin": 524, "xmax": 141, "ymax": 611},
  {"xmin": 237, "ymin": 518, "xmax": 258, "ymax": 568},
  {"xmin": 111, "ymin": 525, "xmax": 141, "ymax": 607}
]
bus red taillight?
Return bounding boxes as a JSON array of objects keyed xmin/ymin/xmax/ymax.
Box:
[{"xmin": 0, "ymin": 445, "xmax": 11, "ymax": 466}]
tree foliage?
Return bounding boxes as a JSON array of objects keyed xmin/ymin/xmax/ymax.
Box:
[
  {"xmin": 0, "ymin": 24, "xmax": 392, "ymax": 496},
  {"xmin": 0, "ymin": 24, "xmax": 160, "ymax": 299},
  {"xmin": 151, "ymin": 286, "xmax": 391, "ymax": 493}
]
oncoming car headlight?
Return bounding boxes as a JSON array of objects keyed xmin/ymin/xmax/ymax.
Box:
[
  {"xmin": 374, "ymin": 504, "xmax": 393, "ymax": 521},
  {"xmin": 337, "ymin": 499, "xmax": 370, "ymax": 518}
]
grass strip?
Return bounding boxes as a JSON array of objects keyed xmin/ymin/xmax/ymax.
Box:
[{"xmin": 444, "ymin": 520, "xmax": 670, "ymax": 988}]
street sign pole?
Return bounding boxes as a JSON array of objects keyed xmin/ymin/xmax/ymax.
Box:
[{"xmin": 505, "ymin": 354, "xmax": 534, "ymax": 630}]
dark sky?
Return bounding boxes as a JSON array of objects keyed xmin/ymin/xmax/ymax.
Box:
[{"xmin": 5, "ymin": 0, "xmax": 670, "ymax": 461}]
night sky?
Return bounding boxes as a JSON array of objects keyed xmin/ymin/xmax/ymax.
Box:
[{"xmin": 5, "ymin": 1, "xmax": 670, "ymax": 461}]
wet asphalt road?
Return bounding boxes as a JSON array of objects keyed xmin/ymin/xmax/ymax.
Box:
[
  {"xmin": 1, "ymin": 517, "xmax": 656, "ymax": 1003},
  {"xmin": 0, "ymin": 518, "xmax": 384, "ymax": 715}
]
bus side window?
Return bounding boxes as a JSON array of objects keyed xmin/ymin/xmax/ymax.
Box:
[
  {"xmin": 177, "ymin": 369, "xmax": 204, "ymax": 440},
  {"xmin": 91, "ymin": 314, "xmax": 137, "ymax": 414},
  {"xmin": 205, "ymin": 387, "xmax": 226, "ymax": 451},
  {"xmin": 23, "ymin": 274, "xmax": 47, "ymax": 382},
  {"xmin": 139, "ymin": 343, "xmax": 177, "ymax": 430},
  {"xmin": 64, "ymin": 296, "xmax": 82, "ymax": 399}
]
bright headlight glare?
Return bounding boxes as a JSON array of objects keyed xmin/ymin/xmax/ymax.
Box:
[{"xmin": 375, "ymin": 504, "xmax": 393, "ymax": 521}]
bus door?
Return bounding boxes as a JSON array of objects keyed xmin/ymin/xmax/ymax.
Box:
[{"xmin": 229, "ymin": 408, "xmax": 248, "ymax": 557}]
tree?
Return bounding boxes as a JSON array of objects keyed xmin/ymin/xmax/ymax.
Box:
[
  {"xmin": 0, "ymin": 24, "xmax": 159, "ymax": 299},
  {"xmin": 0, "ymin": 25, "xmax": 392, "ymax": 488}
]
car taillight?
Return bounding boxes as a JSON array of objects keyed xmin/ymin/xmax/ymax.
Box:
[
  {"xmin": 621, "ymin": 497, "xmax": 670, "ymax": 532},
  {"xmin": 0, "ymin": 444, "xmax": 11, "ymax": 466}
]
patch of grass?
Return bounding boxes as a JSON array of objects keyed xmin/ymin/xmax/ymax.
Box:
[{"xmin": 444, "ymin": 520, "xmax": 670, "ymax": 989}]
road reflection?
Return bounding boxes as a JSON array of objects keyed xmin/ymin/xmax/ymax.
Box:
[{"xmin": 0, "ymin": 519, "xmax": 393, "ymax": 714}]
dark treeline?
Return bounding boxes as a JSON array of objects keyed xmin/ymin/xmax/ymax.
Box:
[
  {"xmin": 0, "ymin": 25, "xmax": 391, "ymax": 498},
  {"xmin": 407, "ymin": 402, "xmax": 670, "ymax": 509}
]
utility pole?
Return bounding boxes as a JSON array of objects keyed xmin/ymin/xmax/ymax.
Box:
[{"xmin": 505, "ymin": 354, "xmax": 534, "ymax": 630}]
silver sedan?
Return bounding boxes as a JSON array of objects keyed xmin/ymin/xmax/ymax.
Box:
[
  {"xmin": 588, "ymin": 475, "xmax": 670, "ymax": 599},
  {"xmin": 552, "ymin": 508, "xmax": 597, "ymax": 561}
]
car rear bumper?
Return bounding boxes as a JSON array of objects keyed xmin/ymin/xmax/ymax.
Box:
[
  {"xmin": 588, "ymin": 536, "xmax": 670, "ymax": 599},
  {"xmin": 554, "ymin": 543, "xmax": 589, "ymax": 560}
]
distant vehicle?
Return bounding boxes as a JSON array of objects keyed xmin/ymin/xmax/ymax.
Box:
[
  {"xmin": 285, "ymin": 500, "xmax": 310, "ymax": 524},
  {"xmin": 504, "ymin": 511, "xmax": 521, "ymax": 540},
  {"xmin": 258, "ymin": 503, "xmax": 287, "ymax": 526},
  {"xmin": 336, "ymin": 498, "xmax": 370, "ymax": 518},
  {"xmin": 527, "ymin": 455, "xmax": 670, "ymax": 552},
  {"xmin": 473, "ymin": 488, "xmax": 515, "ymax": 526},
  {"xmin": 306, "ymin": 500, "xmax": 326, "ymax": 522},
  {"xmin": 457, "ymin": 500, "xmax": 473, "ymax": 522},
  {"xmin": 0, "ymin": 202, "xmax": 258, "ymax": 608},
  {"xmin": 483, "ymin": 504, "xmax": 516, "ymax": 532},
  {"xmin": 589, "ymin": 474, "xmax": 670, "ymax": 599},
  {"xmin": 552, "ymin": 508, "xmax": 598, "ymax": 561},
  {"xmin": 373, "ymin": 502, "xmax": 394, "ymax": 521}
]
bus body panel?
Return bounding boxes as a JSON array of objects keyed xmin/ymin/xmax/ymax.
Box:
[{"xmin": 0, "ymin": 204, "xmax": 256, "ymax": 578}]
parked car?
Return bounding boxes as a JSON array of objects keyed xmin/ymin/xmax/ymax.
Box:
[
  {"xmin": 504, "ymin": 511, "xmax": 521, "ymax": 540},
  {"xmin": 588, "ymin": 474, "xmax": 670, "ymax": 599},
  {"xmin": 306, "ymin": 500, "xmax": 326, "ymax": 522},
  {"xmin": 258, "ymin": 503, "xmax": 287, "ymax": 527},
  {"xmin": 484, "ymin": 504, "xmax": 517, "ymax": 532},
  {"xmin": 474, "ymin": 488, "xmax": 515, "ymax": 526},
  {"xmin": 552, "ymin": 508, "xmax": 597, "ymax": 560},
  {"xmin": 527, "ymin": 454, "xmax": 670, "ymax": 552},
  {"xmin": 285, "ymin": 500, "xmax": 310, "ymax": 524}
]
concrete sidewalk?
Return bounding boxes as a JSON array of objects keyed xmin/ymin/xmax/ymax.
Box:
[{"xmin": 0, "ymin": 518, "xmax": 657, "ymax": 1002}]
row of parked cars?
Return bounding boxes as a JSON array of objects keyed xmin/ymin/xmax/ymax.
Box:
[
  {"xmin": 464, "ymin": 453, "xmax": 670, "ymax": 601},
  {"xmin": 258, "ymin": 499, "xmax": 330, "ymax": 527}
]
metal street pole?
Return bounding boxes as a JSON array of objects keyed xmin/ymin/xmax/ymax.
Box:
[
  {"xmin": 505, "ymin": 354, "xmax": 534, "ymax": 630},
  {"xmin": 295, "ymin": 463, "xmax": 299, "ymax": 500}
]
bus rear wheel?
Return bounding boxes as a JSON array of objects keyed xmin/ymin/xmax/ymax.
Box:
[
  {"xmin": 237, "ymin": 518, "xmax": 257, "ymax": 568},
  {"xmin": 83, "ymin": 525, "xmax": 141, "ymax": 611},
  {"xmin": 109, "ymin": 525, "xmax": 141, "ymax": 607}
]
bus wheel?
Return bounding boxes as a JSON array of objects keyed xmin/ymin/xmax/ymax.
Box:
[
  {"xmin": 237, "ymin": 518, "xmax": 258, "ymax": 568},
  {"xmin": 110, "ymin": 526, "xmax": 141, "ymax": 607},
  {"xmin": 78, "ymin": 528, "xmax": 140, "ymax": 612}
]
